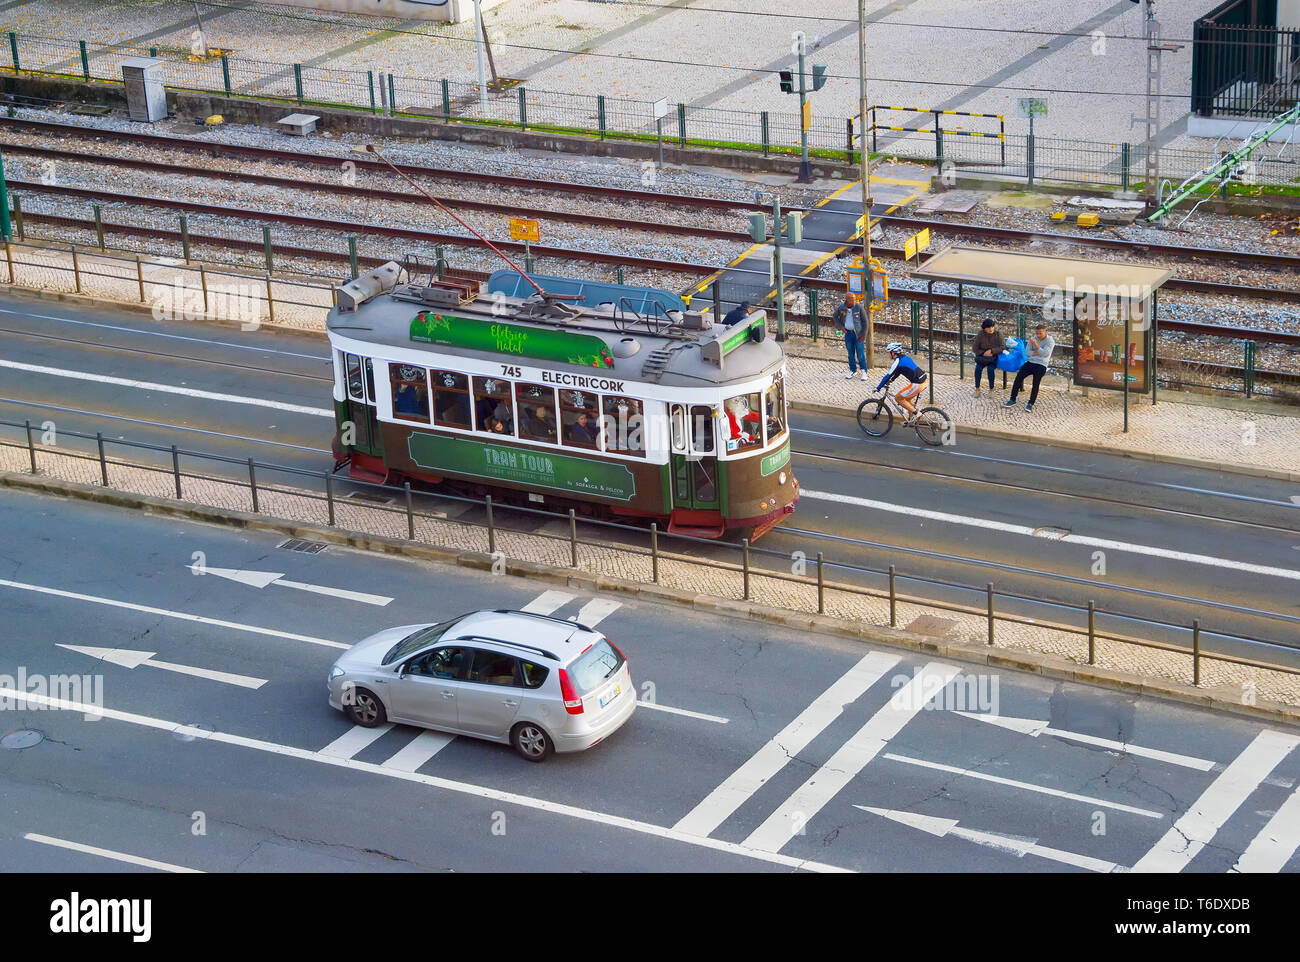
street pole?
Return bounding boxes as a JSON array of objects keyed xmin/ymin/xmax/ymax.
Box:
[
  {"xmin": 857, "ymin": 0, "xmax": 873, "ymax": 368},
  {"xmin": 773, "ymin": 196, "xmax": 786, "ymax": 341},
  {"xmin": 0, "ymin": 145, "xmax": 11, "ymax": 240},
  {"xmin": 796, "ymin": 34, "xmax": 812, "ymax": 183},
  {"xmin": 474, "ymin": 0, "xmax": 487, "ymax": 111}
]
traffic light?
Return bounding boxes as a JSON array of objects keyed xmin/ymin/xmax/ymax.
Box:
[
  {"xmin": 748, "ymin": 213, "xmax": 767, "ymax": 242},
  {"xmin": 811, "ymin": 64, "xmax": 827, "ymax": 91},
  {"xmin": 778, "ymin": 69, "xmax": 794, "ymax": 94}
]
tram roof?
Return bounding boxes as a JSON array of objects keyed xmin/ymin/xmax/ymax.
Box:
[
  {"xmin": 910, "ymin": 245, "xmax": 1174, "ymax": 299},
  {"xmin": 327, "ymin": 288, "xmax": 786, "ymax": 389}
]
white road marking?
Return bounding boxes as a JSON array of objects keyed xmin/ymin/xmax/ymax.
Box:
[
  {"xmin": 0, "ymin": 577, "xmax": 348, "ymax": 649},
  {"xmin": 953, "ymin": 712, "xmax": 1215, "ymax": 771},
  {"xmin": 882, "ymin": 752, "xmax": 1164, "ymax": 818},
  {"xmin": 800, "ymin": 488, "xmax": 1300, "ymax": 582},
  {"xmin": 11, "ymin": 688, "xmax": 849, "ymax": 873},
  {"xmin": 636, "ymin": 699, "xmax": 729, "ymax": 724},
  {"xmin": 57, "ymin": 644, "xmax": 267, "ymax": 690},
  {"xmin": 1132, "ymin": 729, "xmax": 1300, "ymax": 873},
  {"xmin": 0, "ymin": 358, "xmax": 334, "ymax": 417},
  {"xmin": 855, "ymin": 807, "xmax": 1120, "ymax": 873},
  {"xmin": 191, "ymin": 564, "xmax": 393, "ymax": 606},
  {"xmin": 24, "ymin": 833, "xmax": 203, "ymax": 873},
  {"xmin": 520, "ymin": 590, "xmax": 574, "ymax": 615},
  {"xmin": 673, "ymin": 650, "xmax": 901, "ymax": 838},
  {"xmin": 319, "ymin": 724, "xmax": 394, "ymax": 759},
  {"xmin": 1232, "ymin": 783, "xmax": 1300, "ymax": 873},
  {"xmin": 743, "ymin": 662, "xmax": 961, "ymax": 853},
  {"xmin": 381, "ymin": 730, "xmax": 456, "ymax": 772},
  {"xmin": 569, "ymin": 598, "xmax": 621, "ymax": 628}
]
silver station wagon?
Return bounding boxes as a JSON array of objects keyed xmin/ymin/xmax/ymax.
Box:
[{"xmin": 328, "ymin": 609, "xmax": 635, "ymax": 761}]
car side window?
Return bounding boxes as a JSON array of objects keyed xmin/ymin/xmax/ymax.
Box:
[
  {"xmin": 519, "ymin": 660, "xmax": 549, "ymax": 690},
  {"xmin": 406, "ymin": 647, "xmax": 468, "ymax": 680},
  {"xmin": 467, "ymin": 649, "xmax": 519, "ymax": 687}
]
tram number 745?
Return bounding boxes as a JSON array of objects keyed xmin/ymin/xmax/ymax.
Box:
[{"xmin": 500, "ymin": 364, "xmax": 523, "ymax": 377}]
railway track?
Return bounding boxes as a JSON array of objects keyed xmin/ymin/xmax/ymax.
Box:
[{"xmin": 2, "ymin": 114, "xmax": 1299, "ymax": 297}]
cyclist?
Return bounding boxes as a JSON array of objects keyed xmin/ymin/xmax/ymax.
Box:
[{"xmin": 874, "ymin": 342, "xmax": 927, "ymax": 422}]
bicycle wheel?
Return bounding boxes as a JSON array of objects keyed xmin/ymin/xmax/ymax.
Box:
[
  {"xmin": 856, "ymin": 397, "xmax": 893, "ymax": 437},
  {"xmin": 913, "ymin": 406, "xmax": 951, "ymax": 446}
]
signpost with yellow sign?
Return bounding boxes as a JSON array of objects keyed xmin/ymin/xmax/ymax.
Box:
[
  {"xmin": 847, "ymin": 256, "xmax": 888, "ymax": 312},
  {"xmin": 509, "ymin": 217, "xmax": 540, "ymax": 272},
  {"xmin": 903, "ymin": 227, "xmax": 930, "ymax": 264}
]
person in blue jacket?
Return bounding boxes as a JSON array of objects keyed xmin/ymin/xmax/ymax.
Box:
[{"xmin": 874, "ymin": 342, "xmax": 928, "ymax": 422}]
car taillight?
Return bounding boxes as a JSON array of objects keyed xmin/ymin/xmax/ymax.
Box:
[{"xmin": 558, "ymin": 668, "xmax": 584, "ymax": 714}]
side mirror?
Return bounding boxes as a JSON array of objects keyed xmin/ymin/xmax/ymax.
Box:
[{"xmin": 396, "ymin": 663, "xmax": 408, "ymax": 679}]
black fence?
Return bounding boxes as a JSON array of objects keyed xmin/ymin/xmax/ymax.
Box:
[{"xmin": 1193, "ymin": 0, "xmax": 1300, "ymax": 118}]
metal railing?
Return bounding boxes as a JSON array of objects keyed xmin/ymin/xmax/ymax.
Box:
[{"xmin": 2, "ymin": 417, "xmax": 1296, "ymax": 690}]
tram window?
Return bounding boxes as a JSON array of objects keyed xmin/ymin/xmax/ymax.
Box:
[
  {"xmin": 390, "ymin": 364, "xmax": 430, "ymax": 423},
  {"xmin": 669, "ymin": 405, "xmax": 686, "ymax": 453},
  {"xmin": 690, "ymin": 405, "xmax": 715, "ymax": 455},
  {"xmin": 602, "ymin": 396, "xmax": 645, "ymax": 457},
  {"xmin": 345, "ymin": 354, "xmax": 364, "ymax": 401},
  {"xmin": 559, "ymin": 389, "xmax": 600, "ymax": 450},
  {"xmin": 364, "ymin": 358, "xmax": 376, "ymax": 404},
  {"xmin": 764, "ymin": 377, "xmax": 787, "ymax": 444},
  {"xmin": 431, "ymin": 370, "xmax": 471, "ymax": 428},
  {"xmin": 516, "ymin": 382, "xmax": 558, "ymax": 444},
  {"xmin": 723, "ymin": 392, "xmax": 763, "ymax": 453},
  {"xmin": 473, "ymin": 376, "xmax": 515, "ymax": 436}
]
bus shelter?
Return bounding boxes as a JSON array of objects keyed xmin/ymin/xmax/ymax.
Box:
[{"xmin": 910, "ymin": 246, "xmax": 1175, "ymax": 432}]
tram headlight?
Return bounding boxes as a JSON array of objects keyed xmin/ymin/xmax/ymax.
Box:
[{"xmin": 779, "ymin": 472, "xmax": 787, "ymax": 485}]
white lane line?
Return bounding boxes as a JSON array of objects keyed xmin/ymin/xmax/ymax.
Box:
[
  {"xmin": 953, "ymin": 712, "xmax": 1215, "ymax": 771},
  {"xmin": 882, "ymin": 752, "xmax": 1165, "ymax": 818},
  {"xmin": 0, "ymin": 578, "xmax": 348, "ymax": 649},
  {"xmin": 57, "ymin": 644, "xmax": 267, "ymax": 690},
  {"xmin": 381, "ymin": 730, "xmax": 456, "ymax": 772},
  {"xmin": 743, "ymin": 662, "xmax": 962, "ymax": 853},
  {"xmin": 521, "ymin": 590, "xmax": 574, "ymax": 615},
  {"xmin": 1133, "ymin": 729, "xmax": 1300, "ymax": 873},
  {"xmin": 800, "ymin": 488, "xmax": 1300, "ymax": 582},
  {"xmin": 24, "ymin": 833, "xmax": 204, "ymax": 873},
  {"xmin": 569, "ymin": 598, "xmax": 621, "ymax": 628},
  {"xmin": 11, "ymin": 689, "xmax": 849, "ymax": 873},
  {"xmin": 1232, "ymin": 783, "xmax": 1300, "ymax": 873},
  {"xmin": 0, "ymin": 359, "xmax": 334, "ymax": 417},
  {"xmin": 673, "ymin": 651, "xmax": 901, "ymax": 838},
  {"xmin": 637, "ymin": 699, "xmax": 729, "ymax": 724},
  {"xmin": 855, "ymin": 807, "xmax": 1120, "ymax": 873},
  {"xmin": 319, "ymin": 724, "xmax": 394, "ymax": 759}
]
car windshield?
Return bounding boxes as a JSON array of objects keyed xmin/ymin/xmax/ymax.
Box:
[
  {"xmin": 565, "ymin": 639, "xmax": 623, "ymax": 694},
  {"xmin": 382, "ymin": 620, "xmax": 455, "ymax": 665}
]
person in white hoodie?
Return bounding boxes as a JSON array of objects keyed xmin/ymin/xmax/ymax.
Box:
[{"xmin": 1004, "ymin": 323, "xmax": 1055, "ymax": 412}]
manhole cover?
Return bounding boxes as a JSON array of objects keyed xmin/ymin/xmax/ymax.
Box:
[
  {"xmin": 1032, "ymin": 526, "xmax": 1071, "ymax": 540},
  {"xmin": 2, "ymin": 729, "xmax": 43, "ymax": 749},
  {"xmin": 277, "ymin": 538, "xmax": 328, "ymax": 554},
  {"xmin": 346, "ymin": 492, "xmax": 392, "ymax": 505},
  {"xmin": 173, "ymin": 723, "xmax": 215, "ymax": 743},
  {"xmin": 904, "ymin": 615, "xmax": 958, "ymax": 638}
]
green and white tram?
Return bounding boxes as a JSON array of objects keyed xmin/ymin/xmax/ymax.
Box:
[{"xmin": 327, "ymin": 262, "xmax": 797, "ymax": 540}]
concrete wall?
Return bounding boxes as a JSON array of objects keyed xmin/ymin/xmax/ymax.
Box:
[
  {"xmin": 1280, "ymin": 0, "xmax": 1300, "ymax": 29},
  {"xmin": 267, "ymin": 0, "xmax": 510, "ymax": 23}
]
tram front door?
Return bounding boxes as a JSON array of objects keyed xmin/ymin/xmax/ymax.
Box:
[
  {"xmin": 670, "ymin": 403, "xmax": 719, "ymax": 514},
  {"xmin": 343, "ymin": 354, "xmax": 384, "ymax": 459}
]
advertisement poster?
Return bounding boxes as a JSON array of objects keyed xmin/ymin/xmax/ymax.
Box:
[{"xmin": 1072, "ymin": 296, "xmax": 1150, "ymax": 392}]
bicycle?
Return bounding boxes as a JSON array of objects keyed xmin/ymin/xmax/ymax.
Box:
[{"xmin": 856, "ymin": 389, "xmax": 952, "ymax": 446}]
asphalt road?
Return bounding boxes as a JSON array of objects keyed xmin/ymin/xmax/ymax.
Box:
[
  {"xmin": 1, "ymin": 490, "xmax": 1297, "ymax": 873},
  {"xmin": 1, "ymin": 291, "xmax": 1299, "ymax": 669}
]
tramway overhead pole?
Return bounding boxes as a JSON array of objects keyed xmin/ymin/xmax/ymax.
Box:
[{"xmin": 858, "ymin": 0, "xmax": 873, "ymax": 367}]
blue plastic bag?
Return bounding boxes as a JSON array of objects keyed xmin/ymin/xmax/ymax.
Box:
[{"xmin": 996, "ymin": 337, "xmax": 1026, "ymax": 372}]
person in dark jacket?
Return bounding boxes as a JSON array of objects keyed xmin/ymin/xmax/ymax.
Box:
[
  {"xmin": 832, "ymin": 292, "xmax": 871, "ymax": 380},
  {"xmin": 972, "ymin": 319, "xmax": 1005, "ymax": 395}
]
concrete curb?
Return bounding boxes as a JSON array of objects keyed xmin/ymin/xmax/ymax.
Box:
[
  {"xmin": 5, "ymin": 470, "xmax": 1296, "ymax": 726},
  {"xmin": 790, "ymin": 399, "xmax": 1300, "ymax": 484}
]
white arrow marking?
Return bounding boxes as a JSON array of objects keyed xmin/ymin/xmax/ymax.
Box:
[
  {"xmin": 58, "ymin": 644, "xmax": 267, "ymax": 690},
  {"xmin": 856, "ymin": 806, "xmax": 1123, "ymax": 873},
  {"xmin": 190, "ymin": 565, "xmax": 392, "ymax": 606},
  {"xmin": 953, "ymin": 712, "xmax": 1215, "ymax": 771}
]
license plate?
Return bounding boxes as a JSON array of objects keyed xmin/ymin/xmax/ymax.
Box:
[{"xmin": 599, "ymin": 684, "xmax": 621, "ymax": 708}]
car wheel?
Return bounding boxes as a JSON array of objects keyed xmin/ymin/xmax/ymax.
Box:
[
  {"xmin": 344, "ymin": 688, "xmax": 387, "ymax": 728},
  {"xmin": 511, "ymin": 722, "xmax": 553, "ymax": 762}
]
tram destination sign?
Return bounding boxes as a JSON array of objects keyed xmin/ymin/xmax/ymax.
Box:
[
  {"xmin": 411, "ymin": 312, "xmax": 615, "ymax": 369},
  {"xmin": 406, "ymin": 434, "xmax": 637, "ymax": 502}
]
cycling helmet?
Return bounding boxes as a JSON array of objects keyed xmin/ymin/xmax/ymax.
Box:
[{"xmin": 886, "ymin": 342, "xmax": 904, "ymax": 354}]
